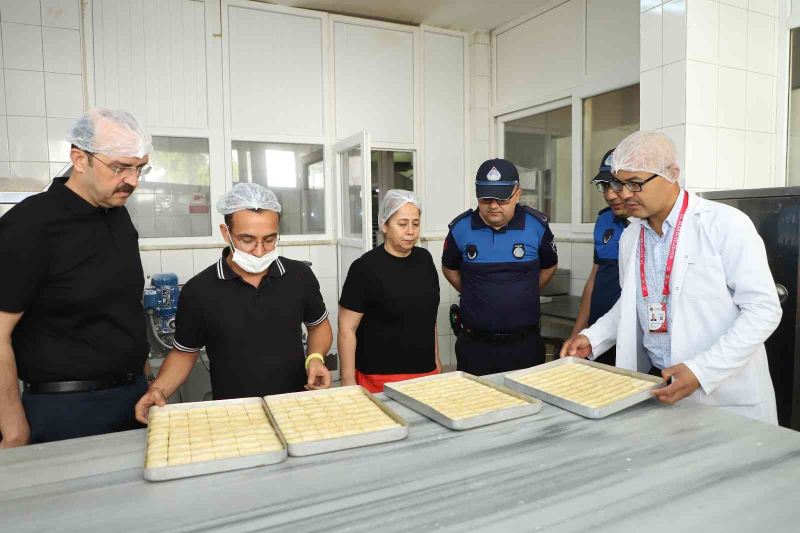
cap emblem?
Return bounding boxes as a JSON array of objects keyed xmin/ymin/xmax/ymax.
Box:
[{"xmin": 487, "ymin": 167, "xmax": 501, "ymax": 181}]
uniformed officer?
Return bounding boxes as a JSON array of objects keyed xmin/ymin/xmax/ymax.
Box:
[
  {"xmin": 134, "ymin": 183, "xmax": 332, "ymax": 423},
  {"xmin": 0, "ymin": 108, "xmax": 152, "ymax": 447},
  {"xmin": 569, "ymin": 149, "xmax": 629, "ymax": 365},
  {"xmin": 442, "ymin": 158, "xmax": 558, "ymax": 375}
]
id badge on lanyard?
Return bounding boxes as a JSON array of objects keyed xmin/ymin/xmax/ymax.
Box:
[{"xmin": 639, "ymin": 192, "xmax": 689, "ymax": 334}]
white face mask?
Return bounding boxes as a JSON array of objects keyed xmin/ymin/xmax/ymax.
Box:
[{"xmin": 226, "ymin": 229, "xmax": 278, "ymax": 274}]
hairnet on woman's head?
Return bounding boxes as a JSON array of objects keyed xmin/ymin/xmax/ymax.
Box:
[
  {"xmin": 611, "ymin": 130, "xmax": 680, "ymax": 183},
  {"xmin": 67, "ymin": 108, "xmax": 152, "ymax": 158},
  {"xmin": 379, "ymin": 189, "xmax": 421, "ymax": 228},
  {"xmin": 216, "ymin": 183, "xmax": 282, "ymax": 215}
]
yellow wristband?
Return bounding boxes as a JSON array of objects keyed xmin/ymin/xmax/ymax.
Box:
[{"xmin": 305, "ymin": 352, "xmax": 325, "ymax": 371}]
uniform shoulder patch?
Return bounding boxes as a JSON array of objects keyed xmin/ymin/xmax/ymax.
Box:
[
  {"xmin": 448, "ymin": 209, "xmax": 474, "ymax": 229},
  {"xmin": 522, "ymin": 205, "xmax": 548, "ymax": 224}
]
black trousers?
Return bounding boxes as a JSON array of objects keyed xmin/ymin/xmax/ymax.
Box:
[
  {"xmin": 22, "ymin": 375, "xmax": 147, "ymax": 444},
  {"xmin": 455, "ymin": 331, "xmax": 545, "ymax": 376}
]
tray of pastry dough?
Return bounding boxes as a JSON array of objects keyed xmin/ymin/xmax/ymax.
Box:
[
  {"xmin": 264, "ymin": 386, "xmax": 408, "ymax": 457},
  {"xmin": 504, "ymin": 357, "xmax": 666, "ymax": 419},
  {"xmin": 382, "ymin": 372, "xmax": 541, "ymax": 430},
  {"xmin": 143, "ymin": 397, "xmax": 287, "ymax": 481}
]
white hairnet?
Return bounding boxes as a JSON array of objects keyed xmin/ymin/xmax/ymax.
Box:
[
  {"xmin": 216, "ymin": 183, "xmax": 282, "ymax": 215},
  {"xmin": 379, "ymin": 189, "xmax": 421, "ymax": 227},
  {"xmin": 611, "ymin": 130, "xmax": 680, "ymax": 183},
  {"xmin": 67, "ymin": 108, "xmax": 152, "ymax": 158}
]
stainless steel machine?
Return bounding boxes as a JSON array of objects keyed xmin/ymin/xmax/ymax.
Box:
[{"xmin": 701, "ymin": 188, "xmax": 800, "ymax": 430}]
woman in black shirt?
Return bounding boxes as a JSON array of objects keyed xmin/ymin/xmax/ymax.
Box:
[{"xmin": 338, "ymin": 190, "xmax": 441, "ymax": 392}]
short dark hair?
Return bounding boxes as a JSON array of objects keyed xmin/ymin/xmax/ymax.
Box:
[
  {"xmin": 71, "ymin": 144, "xmax": 93, "ymax": 167},
  {"xmin": 224, "ymin": 209, "xmax": 280, "ymax": 231}
]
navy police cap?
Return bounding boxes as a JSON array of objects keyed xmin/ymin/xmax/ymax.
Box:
[
  {"xmin": 475, "ymin": 158, "xmax": 519, "ymax": 200},
  {"xmin": 592, "ymin": 149, "xmax": 615, "ymax": 183}
]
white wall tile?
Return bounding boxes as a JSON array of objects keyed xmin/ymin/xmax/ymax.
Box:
[
  {"xmin": 140, "ymin": 250, "xmax": 162, "ymax": 279},
  {"xmin": 0, "ymin": 116, "xmax": 8, "ymax": 160},
  {"xmin": 7, "ymin": 116, "xmax": 48, "ymax": 161},
  {"xmin": 473, "ymin": 108, "xmax": 490, "ymax": 141},
  {"xmin": 748, "ymin": 0, "xmax": 777, "ymax": 17},
  {"xmin": 662, "ymin": 124, "xmax": 687, "ymax": 178},
  {"xmin": 0, "ymin": 73, "xmax": 5, "ymax": 114},
  {"xmin": 470, "ymin": 43, "xmax": 490, "ymax": 78},
  {"xmin": 717, "ymin": 66, "xmax": 746, "ymax": 129},
  {"xmin": 44, "ymin": 72, "xmax": 83, "ymax": 118},
  {"xmin": 686, "ymin": 0, "xmax": 719, "ymax": 64},
  {"xmin": 318, "ymin": 277, "xmax": 339, "ymax": 312},
  {"xmin": 160, "ymin": 249, "xmax": 194, "ymax": 284},
  {"xmin": 192, "ymin": 248, "xmax": 222, "ymax": 274},
  {"xmin": 716, "ymin": 128, "xmax": 746, "ymax": 189},
  {"xmin": 662, "ymin": 0, "xmax": 687, "ymax": 65},
  {"xmin": 718, "ymin": 4, "xmax": 748, "ymax": 69},
  {"xmin": 744, "ymin": 131, "xmax": 773, "ymax": 188},
  {"xmin": 641, "ymin": 6, "xmax": 663, "ymax": 72},
  {"xmin": 41, "ymin": 0, "xmax": 81, "ymax": 29},
  {"xmin": 685, "ymin": 61, "xmax": 717, "ymax": 126},
  {"xmin": 46, "ymin": 117, "xmax": 72, "ymax": 162},
  {"xmin": 570, "ymin": 242, "xmax": 594, "ymax": 280},
  {"xmin": 745, "ymin": 72, "xmax": 775, "ymax": 133},
  {"xmin": 309, "ymin": 244, "xmax": 337, "ymax": 279},
  {"xmin": 4, "ymin": 70, "xmax": 46, "ymax": 116},
  {"xmin": 49, "ymin": 161, "xmax": 68, "ymax": 178},
  {"xmin": 436, "ymin": 303, "xmax": 450, "ymax": 336},
  {"xmin": 662, "ymin": 61, "xmax": 686, "ymax": 127},
  {"xmin": 685, "ymin": 124, "xmax": 718, "ymax": 188},
  {"xmin": 720, "ymin": 0, "xmax": 748, "ymax": 8},
  {"xmin": 2, "ymin": 22, "xmax": 43, "ymax": 70},
  {"xmin": 635, "ymin": 64, "xmax": 660, "ymax": 128},
  {"xmin": 746, "ymin": 12, "xmax": 776, "ymax": 76},
  {"xmin": 0, "ymin": 0, "xmax": 41, "ymax": 24},
  {"xmin": 570, "ymin": 277, "xmax": 588, "ymax": 297},
  {"xmin": 471, "ymin": 75, "xmax": 490, "ymax": 110},
  {"xmin": 555, "ymin": 240, "xmax": 571, "ymax": 270},
  {"xmin": 10, "ymin": 162, "xmax": 49, "ymax": 186},
  {"xmin": 281, "ymin": 244, "xmax": 311, "ymax": 262},
  {"xmin": 42, "ymin": 27, "xmax": 81, "ymax": 74}
]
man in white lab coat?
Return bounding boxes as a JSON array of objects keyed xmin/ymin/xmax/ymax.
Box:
[{"xmin": 561, "ymin": 131, "xmax": 781, "ymax": 424}]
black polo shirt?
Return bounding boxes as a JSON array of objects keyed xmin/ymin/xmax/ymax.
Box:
[
  {"xmin": 0, "ymin": 177, "xmax": 149, "ymax": 382},
  {"xmin": 172, "ymin": 250, "xmax": 328, "ymax": 400}
]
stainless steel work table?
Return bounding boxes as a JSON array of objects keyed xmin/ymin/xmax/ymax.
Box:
[{"xmin": 2, "ymin": 373, "xmax": 800, "ymax": 533}]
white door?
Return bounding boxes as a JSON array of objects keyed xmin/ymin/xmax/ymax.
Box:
[{"xmin": 334, "ymin": 131, "xmax": 372, "ymax": 292}]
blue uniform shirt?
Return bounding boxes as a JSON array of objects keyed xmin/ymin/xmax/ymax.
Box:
[
  {"xmin": 588, "ymin": 207, "xmax": 628, "ymax": 325},
  {"xmin": 442, "ymin": 205, "xmax": 558, "ymax": 333}
]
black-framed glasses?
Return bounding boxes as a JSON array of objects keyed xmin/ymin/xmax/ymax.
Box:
[
  {"xmin": 86, "ymin": 152, "xmax": 151, "ymax": 179},
  {"xmin": 594, "ymin": 174, "xmax": 659, "ymax": 193},
  {"xmin": 478, "ymin": 187, "xmax": 519, "ymax": 205}
]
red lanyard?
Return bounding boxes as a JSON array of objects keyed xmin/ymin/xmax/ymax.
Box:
[{"xmin": 639, "ymin": 192, "xmax": 689, "ymax": 300}]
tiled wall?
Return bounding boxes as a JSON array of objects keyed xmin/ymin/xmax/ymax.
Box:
[
  {"xmin": 0, "ymin": 0, "xmax": 83, "ymax": 188},
  {"xmin": 469, "ymin": 31, "xmax": 491, "ymax": 175},
  {"xmin": 640, "ymin": 0, "xmax": 779, "ymax": 191}
]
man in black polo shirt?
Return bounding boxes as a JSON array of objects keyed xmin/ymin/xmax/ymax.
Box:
[
  {"xmin": 134, "ymin": 184, "xmax": 332, "ymax": 422},
  {"xmin": 0, "ymin": 108, "xmax": 152, "ymax": 447}
]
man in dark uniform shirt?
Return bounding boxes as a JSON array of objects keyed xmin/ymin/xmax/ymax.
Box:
[
  {"xmin": 569, "ymin": 149, "xmax": 628, "ymax": 365},
  {"xmin": 442, "ymin": 158, "xmax": 558, "ymax": 375},
  {"xmin": 0, "ymin": 108, "xmax": 152, "ymax": 446}
]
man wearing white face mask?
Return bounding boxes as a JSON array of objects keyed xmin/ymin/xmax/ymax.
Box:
[{"xmin": 134, "ymin": 184, "xmax": 332, "ymax": 422}]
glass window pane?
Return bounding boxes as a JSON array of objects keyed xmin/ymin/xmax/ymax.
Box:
[
  {"xmin": 231, "ymin": 141, "xmax": 325, "ymax": 235},
  {"xmin": 503, "ymin": 106, "xmax": 572, "ymax": 223},
  {"xmin": 131, "ymin": 136, "xmax": 211, "ymax": 238},
  {"xmin": 370, "ymin": 150, "xmax": 414, "ymax": 247},
  {"xmin": 788, "ymin": 29, "xmax": 800, "ymax": 185},
  {"xmin": 339, "ymin": 147, "xmax": 363, "ymax": 238},
  {"xmin": 581, "ymin": 84, "xmax": 640, "ymax": 222}
]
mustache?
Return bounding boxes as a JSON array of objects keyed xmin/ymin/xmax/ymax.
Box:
[{"xmin": 116, "ymin": 183, "xmax": 136, "ymax": 194}]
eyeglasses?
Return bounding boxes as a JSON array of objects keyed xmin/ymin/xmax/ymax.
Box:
[
  {"xmin": 86, "ymin": 152, "xmax": 151, "ymax": 179},
  {"xmin": 478, "ymin": 188, "xmax": 518, "ymax": 205},
  {"xmin": 594, "ymin": 174, "xmax": 660, "ymax": 193},
  {"xmin": 230, "ymin": 231, "xmax": 279, "ymax": 252}
]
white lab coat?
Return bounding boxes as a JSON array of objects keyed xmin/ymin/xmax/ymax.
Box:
[{"xmin": 583, "ymin": 190, "xmax": 781, "ymax": 424}]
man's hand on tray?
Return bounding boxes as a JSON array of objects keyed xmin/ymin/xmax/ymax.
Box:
[
  {"xmin": 559, "ymin": 335, "xmax": 593, "ymax": 359},
  {"xmin": 652, "ymin": 363, "xmax": 700, "ymax": 405}
]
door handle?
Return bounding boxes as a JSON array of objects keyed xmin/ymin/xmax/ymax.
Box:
[{"xmin": 776, "ymin": 283, "xmax": 789, "ymax": 304}]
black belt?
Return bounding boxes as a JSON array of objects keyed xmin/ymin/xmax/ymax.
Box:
[
  {"xmin": 462, "ymin": 324, "xmax": 540, "ymax": 344},
  {"xmin": 23, "ymin": 373, "xmax": 139, "ymax": 394}
]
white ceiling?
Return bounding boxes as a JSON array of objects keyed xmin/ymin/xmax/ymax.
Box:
[{"xmin": 262, "ymin": 0, "xmax": 553, "ymax": 31}]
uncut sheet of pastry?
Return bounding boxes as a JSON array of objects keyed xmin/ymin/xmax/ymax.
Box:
[
  {"xmin": 144, "ymin": 399, "xmax": 286, "ymax": 481},
  {"xmin": 504, "ymin": 358, "xmax": 662, "ymax": 419},
  {"xmin": 383, "ymin": 372, "xmax": 541, "ymax": 430},
  {"xmin": 265, "ymin": 386, "xmax": 408, "ymax": 456}
]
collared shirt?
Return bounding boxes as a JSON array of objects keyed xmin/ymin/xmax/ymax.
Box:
[
  {"xmin": 0, "ymin": 177, "xmax": 148, "ymax": 382},
  {"xmin": 442, "ymin": 205, "xmax": 558, "ymax": 333},
  {"xmin": 636, "ymin": 189, "xmax": 686, "ymax": 370},
  {"xmin": 172, "ymin": 248, "xmax": 328, "ymax": 400},
  {"xmin": 589, "ymin": 207, "xmax": 628, "ymax": 325}
]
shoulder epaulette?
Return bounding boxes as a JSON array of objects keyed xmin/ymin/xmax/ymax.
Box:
[
  {"xmin": 448, "ymin": 209, "xmax": 473, "ymax": 229},
  {"xmin": 522, "ymin": 205, "xmax": 548, "ymax": 224}
]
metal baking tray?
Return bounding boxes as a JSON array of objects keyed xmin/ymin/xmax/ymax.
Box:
[
  {"xmin": 504, "ymin": 357, "xmax": 666, "ymax": 419},
  {"xmin": 382, "ymin": 371, "xmax": 542, "ymax": 430},
  {"xmin": 143, "ymin": 397, "xmax": 287, "ymax": 482},
  {"xmin": 264, "ymin": 386, "xmax": 409, "ymax": 457}
]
